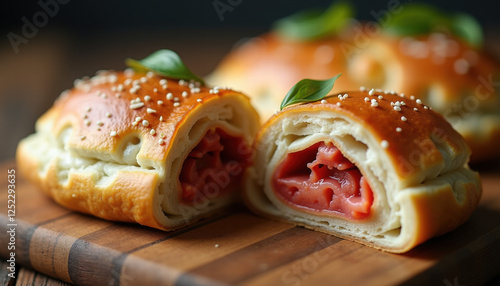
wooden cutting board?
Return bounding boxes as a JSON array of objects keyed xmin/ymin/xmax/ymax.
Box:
[{"xmin": 1, "ymin": 160, "xmax": 499, "ymax": 286}]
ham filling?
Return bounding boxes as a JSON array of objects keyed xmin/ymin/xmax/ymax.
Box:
[
  {"xmin": 272, "ymin": 142, "xmax": 373, "ymax": 219},
  {"xmin": 179, "ymin": 128, "xmax": 250, "ymax": 204}
]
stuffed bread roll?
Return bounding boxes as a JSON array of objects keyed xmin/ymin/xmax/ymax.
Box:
[
  {"xmin": 16, "ymin": 50, "xmax": 260, "ymax": 230},
  {"xmin": 244, "ymin": 87, "xmax": 481, "ymax": 253}
]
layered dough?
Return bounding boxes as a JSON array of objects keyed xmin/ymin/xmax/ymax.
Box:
[
  {"xmin": 244, "ymin": 90, "xmax": 481, "ymax": 252},
  {"xmin": 209, "ymin": 29, "xmax": 500, "ymax": 161},
  {"xmin": 16, "ymin": 71, "xmax": 259, "ymax": 230}
]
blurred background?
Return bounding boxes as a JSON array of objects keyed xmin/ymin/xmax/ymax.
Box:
[{"xmin": 0, "ymin": 0, "xmax": 499, "ymax": 161}]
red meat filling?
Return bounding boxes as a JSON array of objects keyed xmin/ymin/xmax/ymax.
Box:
[
  {"xmin": 272, "ymin": 142, "xmax": 373, "ymax": 219},
  {"xmin": 179, "ymin": 128, "xmax": 250, "ymax": 204}
]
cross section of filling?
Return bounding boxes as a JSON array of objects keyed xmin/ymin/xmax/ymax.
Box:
[
  {"xmin": 179, "ymin": 128, "xmax": 250, "ymax": 205},
  {"xmin": 272, "ymin": 142, "xmax": 373, "ymax": 219}
]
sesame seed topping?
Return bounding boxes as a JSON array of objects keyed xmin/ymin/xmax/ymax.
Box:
[
  {"xmin": 160, "ymin": 132, "xmax": 166, "ymax": 139},
  {"xmin": 83, "ymin": 114, "xmax": 88, "ymax": 119},
  {"xmin": 150, "ymin": 129, "xmax": 156, "ymax": 135},
  {"xmin": 368, "ymin": 89, "xmax": 375, "ymax": 96},
  {"xmin": 111, "ymin": 86, "xmax": 117, "ymax": 92},
  {"xmin": 133, "ymin": 79, "xmax": 140, "ymax": 86},
  {"xmin": 159, "ymin": 79, "xmax": 167, "ymax": 85},
  {"xmin": 321, "ymin": 99, "xmax": 327, "ymax": 104},
  {"xmin": 161, "ymin": 84, "xmax": 167, "ymax": 90},
  {"xmin": 378, "ymin": 95, "xmax": 383, "ymax": 100},
  {"xmin": 115, "ymin": 93, "xmax": 121, "ymax": 98},
  {"xmin": 173, "ymin": 102, "xmax": 180, "ymax": 107},
  {"xmin": 130, "ymin": 102, "xmax": 145, "ymax": 109},
  {"xmin": 414, "ymin": 107, "xmax": 418, "ymax": 111},
  {"xmin": 132, "ymin": 122, "xmax": 138, "ymax": 126},
  {"xmin": 140, "ymin": 77, "xmax": 147, "ymax": 83},
  {"xmin": 401, "ymin": 116, "xmax": 407, "ymax": 121},
  {"xmin": 215, "ymin": 244, "xmax": 220, "ymax": 248},
  {"xmin": 381, "ymin": 140, "xmax": 389, "ymax": 149},
  {"xmin": 410, "ymin": 95, "xmax": 415, "ymax": 100},
  {"xmin": 147, "ymin": 108, "xmax": 157, "ymax": 114},
  {"xmin": 124, "ymin": 78, "xmax": 132, "ymax": 86},
  {"xmin": 97, "ymin": 121, "xmax": 104, "ymax": 126},
  {"xmin": 144, "ymin": 95, "xmax": 151, "ymax": 101},
  {"xmin": 80, "ymin": 135, "xmax": 86, "ymax": 140},
  {"xmin": 166, "ymin": 93, "xmax": 173, "ymax": 100},
  {"xmin": 182, "ymin": 91, "xmax": 189, "ymax": 98},
  {"xmin": 384, "ymin": 90, "xmax": 390, "ymax": 94},
  {"xmin": 178, "ymin": 79, "xmax": 186, "ymax": 86},
  {"xmin": 394, "ymin": 106, "xmax": 401, "ymax": 111},
  {"xmin": 135, "ymin": 117, "xmax": 141, "ymax": 122},
  {"xmin": 84, "ymin": 120, "xmax": 91, "ymax": 126},
  {"xmin": 173, "ymin": 97, "xmax": 180, "ymax": 102},
  {"xmin": 129, "ymin": 86, "xmax": 140, "ymax": 94},
  {"xmin": 153, "ymin": 88, "xmax": 158, "ymax": 93},
  {"xmin": 157, "ymin": 100, "xmax": 163, "ymax": 105},
  {"xmin": 191, "ymin": 88, "xmax": 201, "ymax": 94},
  {"xmin": 336, "ymin": 102, "xmax": 341, "ymax": 107},
  {"xmin": 158, "ymin": 139, "xmax": 165, "ymax": 145},
  {"xmin": 142, "ymin": 120, "xmax": 149, "ymax": 126},
  {"xmin": 197, "ymin": 98, "xmax": 202, "ymax": 103},
  {"xmin": 424, "ymin": 106, "xmax": 429, "ymax": 109},
  {"xmin": 416, "ymin": 99, "xmax": 423, "ymax": 104},
  {"xmin": 396, "ymin": 127, "xmax": 402, "ymax": 132},
  {"xmin": 375, "ymin": 89, "xmax": 382, "ymax": 93},
  {"xmin": 359, "ymin": 86, "xmax": 366, "ymax": 91},
  {"xmin": 124, "ymin": 68, "xmax": 134, "ymax": 77},
  {"xmin": 110, "ymin": 131, "xmax": 117, "ymax": 137},
  {"xmin": 146, "ymin": 71, "xmax": 154, "ymax": 78},
  {"xmin": 159, "ymin": 116, "xmax": 163, "ymax": 122},
  {"xmin": 86, "ymin": 107, "xmax": 92, "ymax": 112},
  {"xmin": 364, "ymin": 97, "xmax": 370, "ymax": 102},
  {"xmin": 106, "ymin": 112, "xmax": 112, "ymax": 118},
  {"xmin": 371, "ymin": 99, "xmax": 378, "ymax": 107}
]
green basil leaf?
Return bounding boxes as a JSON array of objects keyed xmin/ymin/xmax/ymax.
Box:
[
  {"xmin": 450, "ymin": 13, "xmax": 483, "ymax": 48},
  {"xmin": 382, "ymin": 3, "xmax": 483, "ymax": 47},
  {"xmin": 273, "ymin": 1, "xmax": 354, "ymax": 41},
  {"xmin": 126, "ymin": 49, "xmax": 205, "ymax": 85},
  {"xmin": 280, "ymin": 74, "xmax": 341, "ymax": 110}
]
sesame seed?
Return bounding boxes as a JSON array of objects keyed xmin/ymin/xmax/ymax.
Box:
[
  {"xmin": 381, "ymin": 140, "xmax": 389, "ymax": 149},
  {"xmin": 111, "ymin": 86, "xmax": 117, "ymax": 92},
  {"xmin": 215, "ymin": 244, "xmax": 220, "ymax": 248},
  {"xmin": 414, "ymin": 107, "xmax": 418, "ymax": 111},
  {"xmin": 124, "ymin": 78, "xmax": 133, "ymax": 86},
  {"xmin": 110, "ymin": 131, "xmax": 117, "ymax": 137},
  {"xmin": 72, "ymin": 194, "xmax": 76, "ymax": 198},
  {"xmin": 133, "ymin": 79, "xmax": 140, "ymax": 86},
  {"xmin": 135, "ymin": 117, "xmax": 141, "ymax": 122},
  {"xmin": 97, "ymin": 128, "xmax": 101, "ymax": 131},
  {"xmin": 147, "ymin": 108, "xmax": 157, "ymax": 114},
  {"xmin": 150, "ymin": 129, "xmax": 156, "ymax": 135},
  {"xmin": 157, "ymin": 100, "xmax": 163, "ymax": 105},
  {"xmin": 182, "ymin": 91, "xmax": 189, "ymax": 98},
  {"xmin": 105, "ymin": 113, "xmax": 112, "ymax": 118},
  {"xmin": 368, "ymin": 89, "xmax": 375, "ymax": 96},
  {"xmin": 159, "ymin": 116, "xmax": 163, "ymax": 122},
  {"xmin": 359, "ymin": 86, "xmax": 366, "ymax": 91},
  {"xmin": 416, "ymin": 99, "xmax": 423, "ymax": 104},
  {"xmin": 159, "ymin": 79, "xmax": 167, "ymax": 85},
  {"xmin": 396, "ymin": 127, "xmax": 402, "ymax": 132},
  {"xmin": 321, "ymin": 99, "xmax": 327, "ymax": 104},
  {"xmin": 144, "ymin": 95, "xmax": 151, "ymax": 101},
  {"xmin": 401, "ymin": 116, "xmax": 407, "ymax": 121},
  {"xmin": 142, "ymin": 120, "xmax": 149, "ymax": 126},
  {"xmin": 410, "ymin": 95, "xmax": 415, "ymax": 100},
  {"xmin": 174, "ymin": 97, "xmax": 180, "ymax": 102},
  {"xmin": 153, "ymin": 88, "xmax": 158, "ymax": 93},
  {"xmin": 166, "ymin": 93, "xmax": 173, "ymax": 100},
  {"xmin": 83, "ymin": 114, "xmax": 88, "ymax": 119},
  {"xmin": 86, "ymin": 107, "xmax": 92, "ymax": 112},
  {"xmin": 97, "ymin": 121, "xmax": 104, "ymax": 126},
  {"xmin": 336, "ymin": 102, "xmax": 341, "ymax": 107},
  {"xmin": 375, "ymin": 89, "xmax": 382, "ymax": 93},
  {"xmin": 80, "ymin": 135, "xmax": 86, "ymax": 140},
  {"xmin": 173, "ymin": 102, "xmax": 180, "ymax": 107},
  {"xmin": 140, "ymin": 77, "xmax": 147, "ymax": 83},
  {"xmin": 84, "ymin": 120, "xmax": 91, "ymax": 126},
  {"xmin": 424, "ymin": 106, "xmax": 429, "ymax": 109},
  {"xmin": 158, "ymin": 139, "xmax": 165, "ymax": 145},
  {"xmin": 191, "ymin": 88, "xmax": 200, "ymax": 94},
  {"xmin": 394, "ymin": 106, "xmax": 401, "ymax": 111},
  {"xmin": 124, "ymin": 68, "xmax": 135, "ymax": 77},
  {"xmin": 364, "ymin": 97, "xmax": 370, "ymax": 102},
  {"xmin": 115, "ymin": 93, "xmax": 121, "ymax": 98},
  {"xmin": 378, "ymin": 95, "xmax": 383, "ymax": 100},
  {"xmin": 146, "ymin": 71, "xmax": 154, "ymax": 78},
  {"xmin": 197, "ymin": 98, "xmax": 203, "ymax": 103},
  {"xmin": 371, "ymin": 99, "xmax": 378, "ymax": 107},
  {"xmin": 132, "ymin": 122, "xmax": 138, "ymax": 126},
  {"xmin": 401, "ymin": 101, "xmax": 406, "ymax": 106},
  {"xmin": 130, "ymin": 102, "xmax": 145, "ymax": 109},
  {"xmin": 162, "ymin": 84, "xmax": 167, "ymax": 90},
  {"xmin": 160, "ymin": 132, "xmax": 166, "ymax": 138},
  {"xmin": 384, "ymin": 90, "xmax": 390, "ymax": 94},
  {"xmin": 179, "ymin": 79, "xmax": 186, "ymax": 86}
]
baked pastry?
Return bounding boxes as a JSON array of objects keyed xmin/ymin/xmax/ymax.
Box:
[
  {"xmin": 209, "ymin": 4, "xmax": 500, "ymax": 162},
  {"xmin": 244, "ymin": 88, "xmax": 482, "ymax": 253},
  {"xmin": 16, "ymin": 51, "xmax": 260, "ymax": 230}
]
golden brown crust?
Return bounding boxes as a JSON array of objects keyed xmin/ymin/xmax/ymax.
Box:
[
  {"xmin": 17, "ymin": 70, "xmax": 260, "ymax": 230},
  {"xmin": 210, "ymin": 30, "xmax": 500, "ymax": 162},
  {"xmin": 244, "ymin": 90, "xmax": 481, "ymax": 252}
]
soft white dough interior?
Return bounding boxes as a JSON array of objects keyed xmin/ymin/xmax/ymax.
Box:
[
  {"xmin": 22, "ymin": 95, "xmax": 256, "ymax": 227},
  {"xmin": 250, "ymin": 110, "xmax": 468, "ymax": 249}
]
